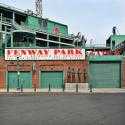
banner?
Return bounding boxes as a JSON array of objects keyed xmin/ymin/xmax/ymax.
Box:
[
  {"xmin": 5, "ymin": 48, "xmax": 85, "ymax": 60},
  {"xmin": 86, "ymin": 50, "xmax": 121, "ymax": 56}
]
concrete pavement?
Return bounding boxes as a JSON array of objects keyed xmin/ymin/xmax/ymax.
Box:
[{"xmin": 0, "ymin": 93, "xmax": 125, "ymax": 125}]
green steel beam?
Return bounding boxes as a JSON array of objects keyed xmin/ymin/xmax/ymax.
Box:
[{"xmin": 89, "ymin": 55, "xmax": 123, "ymax": 62}]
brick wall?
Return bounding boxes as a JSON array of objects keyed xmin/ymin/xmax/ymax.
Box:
[
  {"xmin": 2, "ymin": 58, "xmax": 125, "ymax": 88},
  {"xmin": 0, "ymin": 58, "xmax": 6, "ymax": 89},
  {"xmin": 0, "ymin": 59, "xmax": 88, "ymax": 89}
]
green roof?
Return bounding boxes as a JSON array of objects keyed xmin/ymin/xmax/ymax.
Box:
[{"xmin": 111, "ymin": 35, "xmax": 125, "ymax": 45}]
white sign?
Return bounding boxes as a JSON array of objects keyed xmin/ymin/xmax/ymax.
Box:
[
  {"xmin": 86, "ymin": 50, "xmax": 120, "ymax": 56},
  {"xmin": 5, "ymin": 48, "xmax": 85, "ymax": 60}
]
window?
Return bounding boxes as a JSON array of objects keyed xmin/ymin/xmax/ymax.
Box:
[{"xmin": 13, "ymin": 32, "xmax": 35, "ymax": 47}]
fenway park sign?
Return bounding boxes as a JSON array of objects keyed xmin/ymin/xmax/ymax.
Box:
[{"xmin": 5, "ymin": 49, "xmax": 85, "ymax": 60}]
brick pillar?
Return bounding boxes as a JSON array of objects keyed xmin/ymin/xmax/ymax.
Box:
[
  {"xmin": 0, "ymin": 70, "xmax": 5, "ymax": 89},
  {"xmin": 0, "ymin": 58, "xmax": 6, "ymax": 89},
  {"xmin": 32, "ymin": 69, "xmax": 39, "ymax": 89}
]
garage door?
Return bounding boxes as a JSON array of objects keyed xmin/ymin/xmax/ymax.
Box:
[
  {"xmin": 8, "ymin": 71, "xmax": 32, "ymax": 88},
  {"xmin": 41, "ymin": 71, "xmax": 63, "ymax": 88},
  {"xmin": 89, "ymin": 62, "xmax": 121, "ymax": 88}
]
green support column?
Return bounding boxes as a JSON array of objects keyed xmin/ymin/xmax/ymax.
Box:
[
  {"xmin": 12, "ymin": 12, "xmax": 15, "ymax": 25},
  {"xmin": 0, "ymin": 13, "xmax": 2, "ymax": 31},
  {"xmin": 11, "ymin": 32, "xmax": 13, "ymax": 47}
]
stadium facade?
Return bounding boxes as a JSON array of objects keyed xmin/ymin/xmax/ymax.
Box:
[{"xmin": 0, "ymin": 3, "xmax": 125, "ymax": 90}]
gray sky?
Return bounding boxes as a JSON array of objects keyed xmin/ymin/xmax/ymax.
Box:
[{"xmin": 0, "ymin": 0, "xmax": 125, "ymax": 45}]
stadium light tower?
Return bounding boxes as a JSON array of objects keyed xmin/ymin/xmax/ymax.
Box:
[{"xmin": 35, "ymin": 0, "xmax": 42, "ymax": 17}]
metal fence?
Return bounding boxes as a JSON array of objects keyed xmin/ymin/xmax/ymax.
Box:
[{"xmin": 5, "ymin": 83, "xmax": 92, "ymax": 93}]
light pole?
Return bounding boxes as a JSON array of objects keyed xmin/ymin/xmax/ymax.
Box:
[{"xmin": 17, "ymin": 57, "xmax": 20, "ymax": 90}]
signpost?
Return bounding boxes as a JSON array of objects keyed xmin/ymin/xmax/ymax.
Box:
[{"xmin": 17, "ymin": 57, "xmax": 20, "ymax": 90}]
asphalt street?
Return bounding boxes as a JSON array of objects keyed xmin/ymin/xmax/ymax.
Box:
[{"xmin": 0, "ymin": 93, "xmax": 125, "ymax": 125}]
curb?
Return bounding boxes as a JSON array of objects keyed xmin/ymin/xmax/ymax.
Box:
[{"xmin": 0, "ymin": 91, "xmax": 125, "ymax": 96}]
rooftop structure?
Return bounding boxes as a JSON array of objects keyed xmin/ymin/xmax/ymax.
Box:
[{"xmin": 0, "ymin": 3, "xmax": 86, "ymax": 56}]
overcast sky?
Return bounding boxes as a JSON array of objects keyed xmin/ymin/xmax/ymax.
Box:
[{"xmin": 0, "ymin": 0, "xmax": 125, "ymax": 45}]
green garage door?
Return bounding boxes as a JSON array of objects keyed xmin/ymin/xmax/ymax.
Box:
[
  {"xmin": 89, "ymin": 62, "xmax": 121, "ymax": 88},
  {"xmin": 8, "ymin": 71, "xmax": 32, "ymax": 88},
  {"xmin": 41, "ymin": 71, "xmax": 63, "ymax": 88}
]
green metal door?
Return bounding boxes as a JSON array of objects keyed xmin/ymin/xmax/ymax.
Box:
[
  {"xmin": 89, "ymin": 62, "xmax": 121, "ymax": 88},
  {"xmin": 8, "ymin": 72, "xmax": 18, "ymax": 88},
  {"xmin": 8, "ymin": 71, "xmax": 32, "ymax": 88},
  {"xmin": 41, "ymin": 71, "xmax": 63, "ymax": 88},
  {"xmin": 20, "ymin": 72, "xmax": 32, "ymax": 88}
]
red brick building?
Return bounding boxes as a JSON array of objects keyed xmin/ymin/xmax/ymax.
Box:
[{"xmin": 0, "ymin": 48, "xmax": 87, "ymax": 90}]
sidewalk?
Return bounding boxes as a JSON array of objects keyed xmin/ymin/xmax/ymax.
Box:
[
  {"xmin": 92, "ymin": 88, "xmax": 125, "ymax": 93},
  {"xmin": 0, "ymin": 88, "xmax": 125, "ymax": 94}
]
